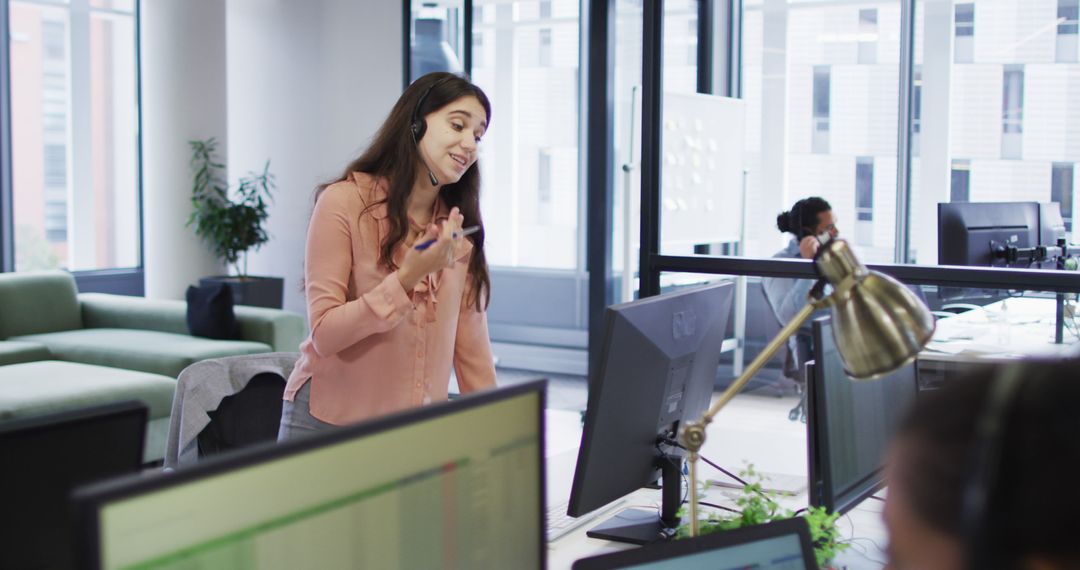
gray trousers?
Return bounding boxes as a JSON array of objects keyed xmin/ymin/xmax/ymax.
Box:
[{"xmin": 277, "ymin": 380, "xmax": 338, "ymax": 442}]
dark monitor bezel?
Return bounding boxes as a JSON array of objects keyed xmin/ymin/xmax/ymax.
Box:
[
  {"xmin": 570, "ymin": 517, "xmax": 816, "ymax": 570},
  {"xmin": 567, "ymin": 282, "xmax": 735, "ymax": 519},
  {"xmin": 0, "ymin": 400, "xmax": 146, "ymax": 570},
  {"xmin": 74, "ymin": 381, "xmax": 547, "ymax": 570},
  {"xmin": 806, "ymin": 317, "xmax": 916, "ymax": 515},
  {"xmin": 0, "ymin": 400, "xmax": 146, "ymax": 441}
]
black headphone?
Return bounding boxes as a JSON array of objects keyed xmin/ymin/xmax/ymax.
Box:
[
  {"xmin": 410, "ymin": 76, "xmax": 453, "ymax": 144},
  {"xmin": 960, "ymin": 365, "xmax": 1026, "ymax": 569}
]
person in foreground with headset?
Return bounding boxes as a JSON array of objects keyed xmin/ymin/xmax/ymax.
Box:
[
  {"xmin": 278, "ymin": 72, "xmax": 497, "ymax": 442},
  {"xmin": 883, "ymin": 358, "xmax": 1080, "ymax": 569}
]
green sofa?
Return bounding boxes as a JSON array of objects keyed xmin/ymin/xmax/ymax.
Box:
[{"xmin": 0, "ymin": 270, "xmax": 306, "ymax": 461}]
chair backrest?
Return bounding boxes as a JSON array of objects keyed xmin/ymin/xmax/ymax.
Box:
[
  {"xmin": 0, "ymin": 270, "xmax": 82, "ymax": 339},
  {"xmin": 197, "ymin": 372, "xmax": 286, "ymax": 458}
]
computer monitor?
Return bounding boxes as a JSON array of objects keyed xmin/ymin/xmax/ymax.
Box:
[
  {"xmin": 938, "ymin": 201, "xmax": 1041, "ymax": 267},
  {"xmin": 806, "ymin": 317, "xmax": 918, "ymax": 515},
  {"xmin": 75, "ymin": 382, "xmax": 546, "ymax": 570},
  {"xmin": 0, "ymin": 401, "xmax": 146, "ymax": 570},
  {"xmin": 1040, "ymin": 202, "xmax": 1067, "ymax": 247},
  {"xmin": 571, "ymin": 517, "xmax": 816, "ymax": 570},
  {"xmin": 568, "ymin": 282, "xmax": 735, "ymax": 545}
]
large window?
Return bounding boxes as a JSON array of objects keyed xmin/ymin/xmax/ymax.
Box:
[
  {"xmin": 408, "ymin": 0, "xmax": 466, "ymax": 83},
  {"xmin": 7, "ymin": 0, "xmax": 140, "ymax": 272},
  {"xmin": 742, "ymin": 0, "xmax": 902, "ymax": 263},
  {"xmin": 911, "ymin": 0, "xmax": 1080, "ymax": 264},
  {"xmin": 471, "ymin": 0, "xmax": 580, "ymax": 270}
]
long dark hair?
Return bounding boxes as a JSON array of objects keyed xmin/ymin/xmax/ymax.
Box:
[
  {"xmin": 892, "ymin": 359, "xmax": 1080, "ymax": 568},
  {"xmin": 316, "ymin": 72, "xmax": 492, "ymax": 309}
]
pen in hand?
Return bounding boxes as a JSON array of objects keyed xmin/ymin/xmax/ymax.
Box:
[{"xmin": 414, "ymin": 225, "xmax": 481, "ymax": 251}]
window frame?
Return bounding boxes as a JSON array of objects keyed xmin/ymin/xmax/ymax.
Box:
[
  {"xmin": 0, "ymin": 0, "xmax": 144, "ymax": 294},
  {"xmin": 638, "ymin": 0, "xmax": 1080, "ymax": 300}
]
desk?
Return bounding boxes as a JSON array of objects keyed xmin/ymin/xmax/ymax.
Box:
[
  {"xmin": 919, "ymin": 297, "xmax": 1080, "ymax": 388},
  {"xmin": 543, "ymin": 397, "xmax": 890, "ymax": 569}
]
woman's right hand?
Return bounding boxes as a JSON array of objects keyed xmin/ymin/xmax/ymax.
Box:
[{"xmin": 396, "ymin": 207, "xmax": 465, "ymax": 290}]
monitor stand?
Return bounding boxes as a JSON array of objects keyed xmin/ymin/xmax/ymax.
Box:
[{"xmin": 585, "ymin": 454, "xmax": 681, "ymax": 545}]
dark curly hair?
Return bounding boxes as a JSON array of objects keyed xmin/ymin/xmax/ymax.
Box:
[{"xmin": 776, "ymin": 197, "xmax": 831, "ymax": 239}]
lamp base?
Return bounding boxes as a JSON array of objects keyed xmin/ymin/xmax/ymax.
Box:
[{"xmin": 585, "ymin": 509, "xmax": 677, "ymax": 545}]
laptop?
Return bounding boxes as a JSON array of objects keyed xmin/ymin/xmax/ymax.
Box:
[
  {"xmin": 571, "ymin": 518, "xmax": 816, "ymax": 569},
  {"xmin": 0, "ymin": 401, "xmax": 146, "ymax": 570}
]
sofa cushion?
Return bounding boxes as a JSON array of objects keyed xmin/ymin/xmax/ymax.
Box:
[
  {"xmin": 0, "ymin": 360, "xmax": 175, "ymax": 421},
  {"xmin": 0, "ymin": 270, "xmax": 81, "ymax": 339},
  {"xmin": 10, "ymin": 329, "xmax": 272, "ymax": 378},
  {"xmin": 0, "ymin": 341, "xmax": 51, "ymax": 366}
]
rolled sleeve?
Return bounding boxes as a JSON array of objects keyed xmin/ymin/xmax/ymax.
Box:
[{"xmin": 453, "ymin": 288, "xmax": 497, "ymax": 394}]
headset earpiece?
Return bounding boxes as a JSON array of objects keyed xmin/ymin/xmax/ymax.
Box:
[
  {"xmin": 410, "ymin": 74, "xmax": 454, "ymax": 186},
  {"xmin": 411, "ymin": 118, "xmax": 426, "ymax": 143}
]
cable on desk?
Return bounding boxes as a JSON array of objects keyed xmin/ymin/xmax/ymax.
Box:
[
  {"xmin": 695, "ymin": 501, "xmax": 740, "ymax": 515},
  {"xmin": 656, "ymin": 436, "xmax": 752, "ymax": 489},
  {"xmin": 699, "ymin": 454, "xmax": 749, "ymax": 487}
]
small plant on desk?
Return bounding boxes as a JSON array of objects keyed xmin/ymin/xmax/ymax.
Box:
[{"xmin": 676, "ymin": 464, "xmax": 847, "ymax": 568}]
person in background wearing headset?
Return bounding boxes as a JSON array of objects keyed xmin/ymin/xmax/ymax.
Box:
[
  {"xmin": 761, "ymin": 197, "xmax": 838, "ymax": 390},
  {"xmin": 278, "ymin": 72, "xmax": 497, "ymax": 442},
  {"xmin": 884, "ymin": 359, "xmax": 1080, "ymax": 569}
]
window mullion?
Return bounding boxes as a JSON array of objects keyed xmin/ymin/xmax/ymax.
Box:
[{"xmin": 68, "ymin": 0, "xmax": 95, "ymax": 270}]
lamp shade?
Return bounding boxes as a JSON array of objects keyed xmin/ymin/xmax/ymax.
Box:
[{"xmin": 814, "ymin": 239, "xmax": 936, "ymax": 379}]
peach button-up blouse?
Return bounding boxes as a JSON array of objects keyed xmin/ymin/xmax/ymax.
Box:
[{"xmin": 283, "ymin": 172, "xmax": 497, "ymax": 425}]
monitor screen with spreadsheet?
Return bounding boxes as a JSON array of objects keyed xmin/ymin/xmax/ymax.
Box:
[
  {"xmin": 571, "ymin": 518, "xmax": 816, "ymax": 570},
  {"xmin": 75, "ymin": 382, "xmax": 546, "ymax": 570}
]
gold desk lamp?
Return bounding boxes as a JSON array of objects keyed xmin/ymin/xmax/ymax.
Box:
[{"xmin": 679, "ymin": 237, "xmax": 936, "ymax": 536}]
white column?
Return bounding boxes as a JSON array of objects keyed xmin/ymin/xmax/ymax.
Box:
[
  {"xmin": 68, "ymin": 0, "xmax": 95, "ymax": 269},
  {"xmin": 140, "ymin": 0, "xmax": 226, "ymax": 299},
  {"xmin": 914, "ymin": 0, "xmax": 954, "ymax": 265},
  {"xmin": 757, "ymin": 0, "xmax": 789, "ymax": 254},
  {"xmin": 227, "ymin": 0, "xmax": 402, "ymax": 315}
]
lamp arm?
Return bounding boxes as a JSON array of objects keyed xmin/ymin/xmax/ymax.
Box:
[
  {"xmin": 705, "ymin": 300, "xmax": 818, "ymax": 424},
  {"xmin": 680, "ymin": 294, "xmax": 823, "ymax": 537}
]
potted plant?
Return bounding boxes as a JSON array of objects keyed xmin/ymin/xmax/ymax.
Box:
[
  {"xmin": 678, "ymin": 465, "xmax": 849, "ymax": 568},
  {"xmin": 188, "ymin": 138, "xmax": 283, "ymax": 308}
]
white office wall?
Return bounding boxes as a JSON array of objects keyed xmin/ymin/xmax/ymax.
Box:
[
  {"xmin": 226, "ymin": 0, "xmax": 402, "ymax": 316},
  {"xmin": 141, "ymin": 0, "xmax": 226, "ymax": 299}
]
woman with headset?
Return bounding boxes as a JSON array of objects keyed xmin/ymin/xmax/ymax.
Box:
[
  {"xmin": 884, "ymin": 358, "xmax": 1080, "ymax": 569},
  {"xmin": 278, "ymin": 72, "xmax": 496, "ymax": 441}
]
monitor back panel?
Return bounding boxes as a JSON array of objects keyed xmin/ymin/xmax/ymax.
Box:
[
  {"xmin": 807, "ymin": 318, "xmax": 917, "ymax": 514},
  {"xmin": 568, "ymin": 282, "xmax": 734, "ymax": 516}
]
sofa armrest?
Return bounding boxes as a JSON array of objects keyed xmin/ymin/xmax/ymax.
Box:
[
  {"xmin": 79, "ymin": 293, "xmax": 188, "ymax": 334},
  {"xmin": 233, "ymin": 305, "xmax": 306, "ymax": 352},
  {"xmin": 79, "ymin": 292, "xmax": 306, "ymax": 351}
]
